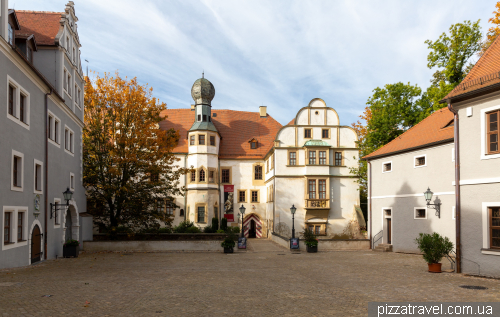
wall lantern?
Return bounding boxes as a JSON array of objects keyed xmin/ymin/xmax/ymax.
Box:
[
  {"xmin": 50, "ymin": 188, "xmax": 74, "ymax": 219},
  {"xmin": 424, "ymin": 187, "xmax": 440, "ymax": 218}
]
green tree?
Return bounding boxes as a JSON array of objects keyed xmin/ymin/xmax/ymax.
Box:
[
  {"xmin": 84, "ymin": 72, "xmax": 189, "ymax": 231},
  {"xmin": 425, "ymin": 20, "xmax": 482, "ymax": 109}
]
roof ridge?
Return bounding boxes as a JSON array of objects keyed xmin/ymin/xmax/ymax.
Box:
[
  {"xmin": 367, "ymin": 108, "xmax": 450, "ymax": 157},
  {"xmin": 15, "ymin": 10, "xmax": 63, "ymax": 14}
]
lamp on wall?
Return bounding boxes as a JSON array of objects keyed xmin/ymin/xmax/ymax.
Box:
[
  {"xmin": 424, "ymin": 187, "xmax": 441, "ymax": 218},
  {"xmin": 239, "ymin": 204, "xmax": 246, "ymax": 238},
  {"xmin": 50, "ymin": 188, "xmax": 74, "ymax": 219}
]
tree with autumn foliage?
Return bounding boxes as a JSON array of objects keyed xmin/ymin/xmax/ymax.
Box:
[
  {"xmin": 480, "ymin": 1, "xmax": 500, "ymax": 56},
  {"xmin": 83, "ymin": 72, "xmax": 188, "ymax": 231}
]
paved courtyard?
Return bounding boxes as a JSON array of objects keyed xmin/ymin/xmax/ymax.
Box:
[{"xmin": 0, "ymin": 239, "xmax": 499, "ymax": 316}]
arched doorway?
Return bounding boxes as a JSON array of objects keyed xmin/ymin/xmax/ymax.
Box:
[
  {"xmin": 65, "ymin": 209, "xmax": 73, "ymax": 242},
  {"xmin": 31, "ymin": 225, "xmax": 42, "ymax": 264},
  {"xmin": 62, "ymin": 202, "xmax": 79, "ymax": 243},
  {"xmin": 243, "ymin": 214, "xmax": 262, "ymax": 238}
]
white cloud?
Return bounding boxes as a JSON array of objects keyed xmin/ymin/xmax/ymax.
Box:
[{"xmin": 13, "ymin": 0, "xmax": 498, "ymax": 125}]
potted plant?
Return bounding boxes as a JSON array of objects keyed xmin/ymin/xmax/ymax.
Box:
[
  {"xmin": 221, "ymin": 236, "xmax": 235, "ymax": 253},
  {"xmin": 63, "ymin": 239, "xmax": 80, "ymax": 258},
  {"xmin": 415, "ymin": 232, "xmax": 454, "ymax": 273},
  {"xmin": 303, "ymin": 228, "xmax": 319, "ymax": 253}
]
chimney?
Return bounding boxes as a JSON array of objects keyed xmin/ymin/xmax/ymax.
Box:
[
  {"xmin": 1, "ymin": 0, "xmax": 8, "ymax": 41},
  {"xmin": 259, "ymin": 106, "xmax": 267, "ymax": 118},
  {"xmin": 191, "ymin": 104, "xmax": 195, "ymax": 111}
]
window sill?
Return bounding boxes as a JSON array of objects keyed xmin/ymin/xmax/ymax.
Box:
[
  {"xmin": 64, "ymin": 149, "xmax": 75, "ymax": 157},
  {"xmin": 48, "ymin": 138, "xmax": 61, "ymax": 148},
  {"xmin": 481, "ymin": 248, "xmax": 500, "ymax": 256},
  {"xmin": 7, "ymin": 114, "xmax": 30, "ymax": 130},
  {"xmin": 3, "ymin": 242, "xmax": 15, "ymax": 245},
  {"xmin": 11, "ymin": 186, "xmax": 23, "ymax": 192},
  {"xmin": 17, "ymin": 240, "xmax": 27, "ymax": 243},
  {"xmin": 197, "ymin": 222, "xmax": 207, "ymax": 224}
]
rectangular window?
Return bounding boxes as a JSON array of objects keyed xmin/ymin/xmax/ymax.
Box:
[
  {"xmin": 314, "ymin": 226, "xmax": 321, "ymax": 235},
  {"xmin": 319, "ymin": 151, "xmax": 326, "ymax": 165},
  {"xmin": 319, "ymin": 180, "xmax": 326, "ymax": 199},
  {"xmin": 157, "ymin": 201, "xmax": 165, "ymax": 214},
  {"xmin": 35, "ymin": 163, "xmax": 42, "ymax": 191},
  {"xmin": 68, "ymin": 74, "xmax": 71, "ymax": 97},
  {"xmin": 266, "ymin": 160, "xmax": 269, "ymax": 172},
  {"xmin": 65, "ymin": 129, "xmax": 69, "ymax": 150},
  {"xmin": 254, "ymin": 165, "xmax": 262, "ymax": 180},
  {"xmin": 222, "ymin": 169, "xmax": 230, "ymax": 183},
  {"xmin": 19, "ymin": 94, "xmax": 25, "ymax": 123},
  {"xmin": 64, "ymin": 69, "xmax": 67, "ymax": 91},
  {"xmin": 203, "ymin": 114, "xmax": 207, "ymax": 122},
  {"xmin": 4, "ymin": 212, "xmax": 11, "ymax": 244},
  {"xmin": 17, "ymin": 213, "xmax": 23, "ymax": 242},
  {"xmin": 304, "ymin": 129, "xmax": 311, "ymax": 138},
  {"xmin": 199, "ymin": 135, "xmax": 205, "ymax": 145},
  {"xmin": 209, "ymin": 171, "xmax": 214, "ymax": 183},
  {"xmin": 487, "ymin": 110, "xmax": 499, "ymax": 154},
  {"xmin": 54, "ymin": 202, "xmax": 60, "ymax": 225},
  {"xmin": 210, "ymin": 136, "xmax": 215, "ymax": 146},
  {"xmin": 13, "ymin": 156, "xmax": 21, "ymax": 188},
  {"xmin": 308, "ymin": 151, "xmax": 316, "ymax": 165},
  {"xmin": 490, "ymin": 207, "xmax": 500, "ymax": 249},
  {"xmin": 70, "ymin": 174, "xmax": 74, "ymax": 189},
  {"xmin": 271, "ymin": 155, "xmax": 274, "ymax": 170},
  {"xmin": 70, "ymin": 132, "xmax": 74, "ymax": 153},
  {"xmin": 383, "ymin": 162, "xmax": 392, "ymax": 172},
  {"xmin": 239, "ymin": 191, "xmax": 246, "ymax": 203},
  {"xmin": 308, "ymin": 180, "xmax": 316, "ymax": 199},
  {"xmin": 289, "ymin": 152, "xmax": 296, "ymax": 166},
  {"xmin": 190, "ymin": 135, "xmax": 195, "ymax": 145},
  {"xmin": 322, "ymin": 129, "xmax": 329, "ymax": 138},
  {"xmin": 54, "ymin": 120, "xmax": 59, "ymax": 143},
  {"xmin": 251, "ymin": 190, "xmax": 258, "ymax": 203},
  {"xmin": 197, "ymin": 114, "xmax": 201, "ymax": 122},
  {"xmin": 48, "ymin": 116, "xmax": 53, "ymax": 140},
  {"xmin": 197, "ymin": 206, "xmax": 205, "ymax": 223},
  {"xmin": 8, "ymin": 85, "xmax": 14, "ymax": 116},
  {"xmin": 191, "ymin": 171, "xmax": 196, "ymax": 183},
  {"xmin": 415, "ymin": 209, "xmax": 426, "ymax": 219},
  {"xmin": 250, "ymin": 141, "xmax": 257, "ymax": 149},
  {"xmin": 415, "ymin": 156, "xmax": 426, "ymax": 167},
  {"xmin": 166, "ymin": 203, "xmax": 174, "ymax": 216},
  {"xmin": 335, "ymin": 152, "xmax": 342, "ymax": 166}
]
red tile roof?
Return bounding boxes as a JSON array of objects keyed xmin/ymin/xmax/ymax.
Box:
[
  {"xmin": 443, "ymin": 35, "xmax": 500, "ymax": 101},
  {"xmin": 363, "ymin": 108, "xmax": 454, "ymax": 160},
  {"xmin": 15, "ymin": 11, "xmax": 62, "ymax": 46},
  {"xmin": 160, "ymin": 109, "xmax": 282, "ymax": 159},
  {"xmin": 287, "ymin": 119, "xmax": 295, "ymax": 126}
]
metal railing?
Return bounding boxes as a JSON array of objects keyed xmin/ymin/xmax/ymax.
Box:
[
  {"xmin": 305, "ymin": 199, "xmax": 330, "ymax": 209},
  {"xmin": 372, "ymin": 230, "xmax": 383, "ymax": 249}
]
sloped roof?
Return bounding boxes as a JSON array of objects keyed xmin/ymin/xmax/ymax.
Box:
[
  {"xmin": 159, "ymin": 109, "xmax": 282, "ymax": 159},
  {"xmin": 443, "ymin": 35, "xmax": 500, "ymax": 101},
  {"xmin": 287, "ymin": 119, "xmax": 295, "ymax": 126},
  {"xmin": 363, "ymin": 108, "xmax": 454, "ymax": 160},
  {"xmin": 15, "ymin": 11, "xmax": 62, "ymax": 46}
]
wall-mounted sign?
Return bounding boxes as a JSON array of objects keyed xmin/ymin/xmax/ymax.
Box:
[
  {"xmin": 238, "ymin": 237, "xmax": 246, "ymax": 249},
  {"xmin": 34, "ymin": 194, "xmax": 41, "ymax": 211},
  {"xmin": 224, "ymin": 185, "xmax": 234, "ymax": 222},
  {"xmin": 290, "ymin": 238, "xmax": 299, "ymax": 249}
]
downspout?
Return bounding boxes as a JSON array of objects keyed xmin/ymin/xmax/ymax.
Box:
[
  {"xmin": 368, "ymin": 161, "xmax": 372, "ymax": 249},
  {"xmin": 273, "ymin": 151, "xmax": 276, "ymax": 234},
  {"xmin": 44, "ymin": 89, "xmax": 53, "ymax": 260},
  {"xmin": 184, "ymin": 153, "xmax": 187, "ymax": 222},
  {"xmin": 218, "ymin": 158, "xmax": 221, "ymax": 228},
  {"xmin": 448, "ymin": 102, "xmax": 461, "ymax": 273}
]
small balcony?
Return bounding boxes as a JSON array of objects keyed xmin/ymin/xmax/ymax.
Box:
[{"xmin": 305, "ymin": 199, "xmax": 330, "ymax": 209}]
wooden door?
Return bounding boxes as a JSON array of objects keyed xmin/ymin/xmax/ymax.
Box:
[
  {"xmin": 31, "ymin": 225, "xmax": 41, "ymax": 264},
  {"xmin": 387, "ymin": 219, "xmax": 392, "ymax": 244},
  {"xmin": 249, "ymin": 220, "xmax": 256, "ymax": 238}
]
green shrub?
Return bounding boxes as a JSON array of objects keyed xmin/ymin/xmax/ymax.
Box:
[
  {"xmin": 231, "ymin": 226, "xmax": 240, "ymax": 234},
  {"xmin": 157, "ymin": 227, "xmax": 172, "ymax": 234},
  {"xmin": 415, "ymin": 232, "xmax": 454, "ymax": 264},
  {"xmin": 203, "ymin": 225, "xmax": 215, "ymax": 233},
  {"xmin": 302, "ymin": 228, "xmax": 318, "ymax": 247},
  {"xmin": 64, "ymin": 239, "xmax": 79, "ymax": 247},
  {"xmin": 212, "ymin": 218, "xmax": 219, "ymax": 230},
  {"xmin": 221, "ymin": 218, "xmax": 228, "ymax": 231},
  {"xmin": 186, "ymin": 226, "xmax": 202, "ymax": 233},
  {"xmin": 173, "ymin": 221, "xmax": 196, "ymax": 233},
  {"xmin": 216, "ymin": 229, "xmax": 225, "ymax": 233}
]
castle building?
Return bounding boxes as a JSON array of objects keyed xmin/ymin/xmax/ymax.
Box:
[{"xmin": 160, "ymin": 77, "xmax": 360, "ymax": 239}]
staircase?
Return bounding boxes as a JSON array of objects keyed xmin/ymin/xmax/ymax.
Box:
[{"xmin": 373, "ymin": 243, "xmax": 393, "ymax": 252}]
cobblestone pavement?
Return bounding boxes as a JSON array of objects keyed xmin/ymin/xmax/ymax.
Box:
[{"xmin": 0, "ymin": 240, "xmax": 499, "ymax": 316}]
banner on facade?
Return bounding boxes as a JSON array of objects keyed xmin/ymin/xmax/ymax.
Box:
[{"xmin": 224, "ymin": 185, "xmax": 234, "ymax": 222}]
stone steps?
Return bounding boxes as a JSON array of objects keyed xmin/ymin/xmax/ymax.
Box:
[{"xmin": 373, "ymin": 243, "xmax": 393, "ymax": 252}]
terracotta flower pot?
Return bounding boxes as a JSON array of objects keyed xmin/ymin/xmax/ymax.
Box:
[{"xmin": 428, "ymin": 263, "xmax": 442, "ymax": 273}]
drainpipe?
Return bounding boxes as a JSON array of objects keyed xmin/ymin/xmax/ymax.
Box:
[
  {"xmin": 368, "ymin": 161, "xmax": 372, "ymax": 249},
  {"xmin": 448, "ymin": 102, "xmax": 461, "ymax": 273},
  {"xmin": 273, "ymin": 151, "xmax": 276, "ymax": 234},
  {"xmin": 218, "ymin": 157, "xmax": 221, "ymax": 228},
  {"xmin": 184, "ymin": 153, "xmax": 187, "ymax": 222},
  {"xmin": 44, "ymin": 89, "xmax": 53, "ymax": 260}
]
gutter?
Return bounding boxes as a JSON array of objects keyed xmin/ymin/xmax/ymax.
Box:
[
  {"xmin": 362, "ymin": 138, "xmax": 454, "ymax": 162},
  {"xmin": 440, "ymin": 81, "xmax": 500, "ymax": 105},
  {"xmin": 447, "ymin": 102, "xmax": 461, "ymax": 273},
  {"xmin": 44, "ymin": 89, "xmax": 53, "ymax": 260}
]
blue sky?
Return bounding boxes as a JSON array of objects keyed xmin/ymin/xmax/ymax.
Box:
[{"xmin": 13, "ymin": 0, "xmax": 498, "ymax": 126}]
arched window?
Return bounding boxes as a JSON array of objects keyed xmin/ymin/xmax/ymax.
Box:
[{"xmin": 199, "ymin": 169, "xmax": 205, "ymax": 182}]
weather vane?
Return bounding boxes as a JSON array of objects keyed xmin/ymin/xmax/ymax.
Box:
[{"xmin": 202, "ymin": 70, "xmax": 204, "ymax": 78}]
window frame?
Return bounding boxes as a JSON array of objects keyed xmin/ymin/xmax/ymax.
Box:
[
  {"xmin": 64, "ymin": 125, "xmax": 75, "ymax": 155},
  {"xmin": 34, "ymin": 159, "xmax": 43, "ymax": 194},
  {"xmin": 54, "ymin": 198, "xmax": 61, "ymax": 227},
  {"xmin": 334, "ymin": 152, "xmax": 342, "ymax": 166},
  {"xmin": 319, "ymin": 151, "xmax": 327, "ymax": 165},
  {"xmin": 198, "ymin": 134, "xmax": 206, "ymax": 145},
  {"xmin": 414, "ymin": 207, "xmax": 427, "ymax": 220},
  {"xmin": 308, "ymin": 179, "xmax": 316, "ymax": 199},
  {"xmin": 254, "ymin": 165, "xmax": 263, "ymax": 180},
  {"xmin": 414, "ymin": 154, "xmax": 427, "ymax": 168},
  {"xmin": 382, "ymin": 161, "xmax": 392, "ymax": 173},
  {"xmin": 4, "ymin": 212, "xmax": 11, "ymax": 245},
  {"xmin": 210, "ymin": 135, "xmax": 216, "ymax": 146},
  {"xmin": 322, "ymin": 129, "xmax": 329, "ymax": 139},
  {"xmin": 486, "ymin": 110, "xmax": 500, "ymax": 155},
  {"xmin": 11, "ymin": 150, "xmax": 24, "ymax": 192},
  {"xmin": 251, "ymin": 190, "xmax": 259, "ymax": 203},
  {"xmin": 489, "ymin": 207, "xmax": 500, "ymax": 250},
  {"xmin": 196, "ymin": 204, "xmax": 207, "ymax": 223},
  {"xmin": 481, "ymin": 106, "xmax": 500, "ymax": 160},
  {"xmin": 2, "ymin": 207, "xmax": 29, "ymax": 250},
  {"xmin": 221, "ymin": 167, "xmax": 231, "ymax": 184},
  {"xmin": 289, "ymin": 151, "xmax": 297, "ymax": 166},
  {"xmin": 308, "ymin": 150, "xmax": 316, "ymax": 165},
  {"xmin": 304, "ymin": 128, "xmax": 312, "ymax": 139},
  {"xmin": 238, "ymin": 190, "xmax": 247, "ymax": 203},
  {"xmin": 190, "ymin": 135, "xmax": 195, "ymax": 145},
  {"xmin": 48, "ymin": 111, "xmax": 61, "ymax": 147},
  {"xmin": 6, "ymin": 76, "xmax": 30, "ymax": 129},
  {"xmin": 199, "ymin": 168, "xmax": 206, "ymax": 182},
  {"xmin": 70, "ymin": 172, "xmax": 75, "ymax": 190}
]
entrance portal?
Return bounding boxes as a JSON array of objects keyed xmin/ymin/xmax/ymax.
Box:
[
  {"xmin": 387, "ymin": 218, "xmax": 392, "ymax": 244},
  {"xmin": 249, "ymin": 220, "xmax": 257, "ymax": 238},
  {"xmin": 243, "ymin": 214, "xmax": 262, "ymax": 238},
  {"xmin": 31, "ymin": 225, "xmax": 41, "ymax": 264}
]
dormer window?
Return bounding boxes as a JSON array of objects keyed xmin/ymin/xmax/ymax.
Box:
[
  {"xmin": 197, "ymin": 114, "xmax": 201, "ymax": 122},
  {"xmin": 251, "ymin": 141, "xmax": 257, "ymax": 149},
  {"xmin": 203, "ymin": 115, "xmax": 207, "ymax": 122}
]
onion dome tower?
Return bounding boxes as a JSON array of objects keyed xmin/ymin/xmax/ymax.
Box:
[{"xmin": 189, "ymin": 74, "xmax": 218, "ymax": 132}]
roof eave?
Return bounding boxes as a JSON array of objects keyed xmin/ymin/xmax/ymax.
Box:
[
  {"xmin": 362, "ymin": 138, "xmax": 454, "ymax": 161},
  {"xmin": 440, "ymin": 82, "xmax": 500, "ymax": 105}
]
